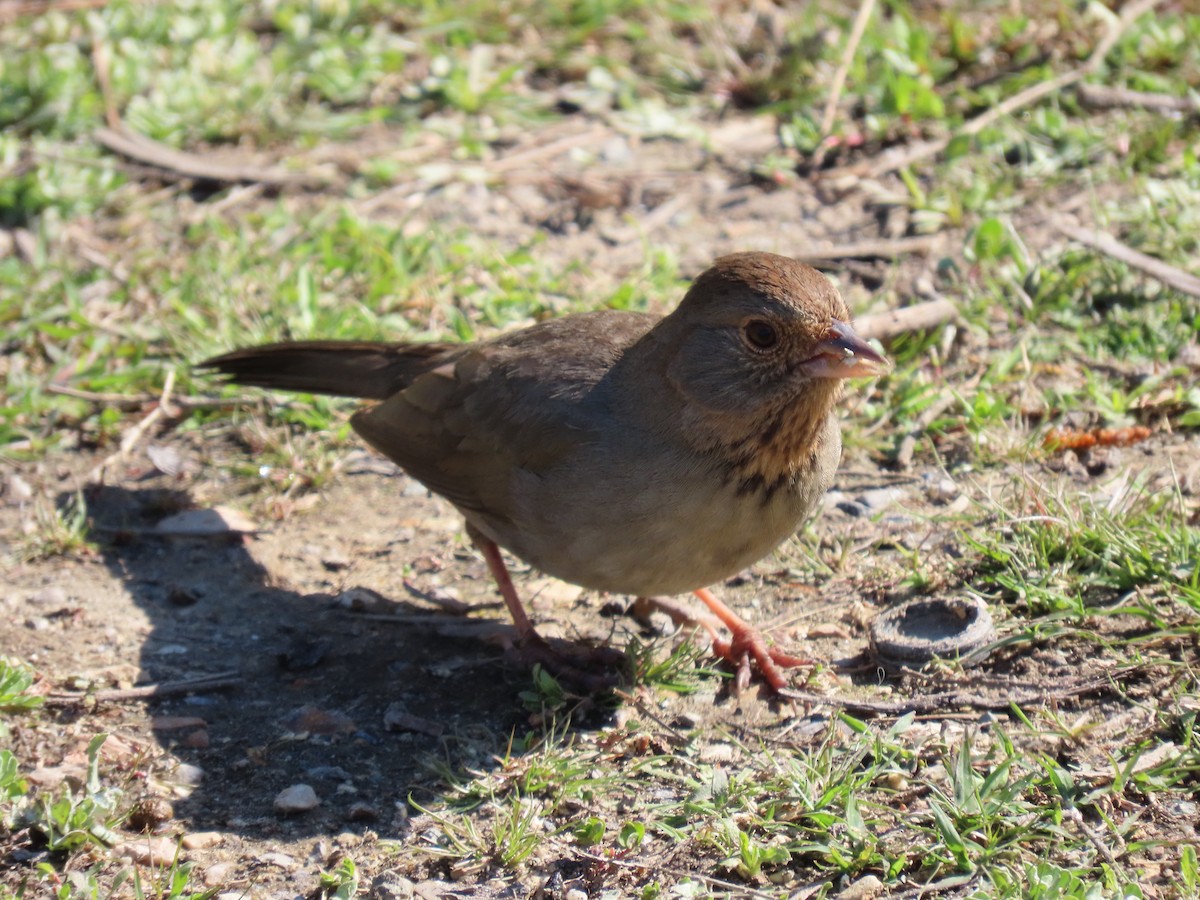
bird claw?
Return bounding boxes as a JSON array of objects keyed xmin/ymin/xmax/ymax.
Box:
[{"xmin": 711, "ymin": 630, "xmax": 810, "ymax": 694}]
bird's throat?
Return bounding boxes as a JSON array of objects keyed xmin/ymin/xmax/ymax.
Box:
[{"xmin": 722, "ymin": 382, "xmax": 843, "ymax": 494}]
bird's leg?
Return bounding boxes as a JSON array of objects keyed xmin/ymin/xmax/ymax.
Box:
[
  {"xmin": 639, "ymin": 590, "xmax": 810, "ymax": 692},
  {"xmin": 467, "ymin": 525, "xmax": 624, "ymax": 685}
]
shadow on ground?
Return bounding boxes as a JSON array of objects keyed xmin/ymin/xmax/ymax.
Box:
[{"xmin": 79, "ymin": 481, "xmax": 599, "ymax": 842}]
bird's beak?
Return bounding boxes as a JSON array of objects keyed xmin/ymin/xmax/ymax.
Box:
[{"xmin": 799, "ymin": 319, "xmax": 890, "ymax": 379}]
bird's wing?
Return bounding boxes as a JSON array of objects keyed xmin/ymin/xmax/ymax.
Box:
[{"xmin": 350, "ymin": 310, "xmax": 657, "ymax": 520}]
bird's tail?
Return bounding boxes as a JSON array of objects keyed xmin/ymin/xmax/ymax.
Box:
[{"xmin": 198, "ymin": 340, "xmax": 455, "ymax": 400}]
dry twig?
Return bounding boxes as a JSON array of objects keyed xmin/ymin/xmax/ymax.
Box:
[
  {"xmin": 1076, "ymin": 82, "xmax": 1200, "ymax": 114},
  {"xmin": 1055, "ymin": 221, "xmax": 1200, "ymax": 299},
  {"xmin": 818, "ymin": 0, "xmax": 877, "ymax": 137},
  {"xmin": 85, "ymin": 369, "xmax": 176, "ymax": 484},
  {"xmin": 45, "ymin": 671, "xmax": 241, "ymax": 705},
  {"xmin": 95, "ymin": 126, "xmax": 323, "ymax": 187},
  {"xmin": 825, "ymin": 0, "xmax": 1167, "ymax": 181},
  {"xmin": 856, "ymin": 298, "xmax": 959, "ymax": 344}
]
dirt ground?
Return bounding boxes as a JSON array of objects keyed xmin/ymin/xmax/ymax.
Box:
[{"xmin": 3, "ymin": 110, "xmax": 1199, "ymax": 897}]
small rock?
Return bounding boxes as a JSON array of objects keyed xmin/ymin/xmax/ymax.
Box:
[
  {"xmin": 182, "ymin": 729, "xmax": 210, "ymax": 749},
  {"xmin": 347, "ymin": 802, "xmax": 378, "ymax": 821},
  {"xmin": 152, "ymin": 716, "xmax": 207, "ymax": 732},
  {"xmin": 565, "ymin": 890, "xmax": 588, "ymax": 900},
  {"xmin": 114, "ymin": 837, "xmax": 179, "ymax": 866},
  {"xmin": 181, "ymin": 831, "xmax": 224, "ymax": 850},
  {"xmin": 154, "ymin": 506, "xmax": 258, "ymax": 536},
  {"xmin": 322, "ymin": 547, "xmax": 351, "ymax": 571},
  {"xmin": 172, "ymin": 762, "xmax": 204, "ymax": 787},
  {"xmin": 836, "ymin": 500, "xmax": 868, "ymax": 518},
  {"xmin": 146, "ymin": 443, "xmax": 185, "ymax": 476},
  {"xmin": 5, "ymin": 472, "xmax": 33, "ymax": 504},
  {"xmin": 699, "ymin": 742, "xmax": 735, "ymax": 764},
  {"xmin": 28, "ymin": 586, "xmax": 67, "ymax": 606},
  {"xmin": 413, "ymin": 881, "xmax": 457, "ymax": 900},
  {"xmin": 336, "ymin": 587, "xmax": 389, "ymax": 612},
  {"xmin": 203, "ymin": 862, "xmax": 234, "ymax": 886},
  {"xmin": 25, "ymin": 617, "xmax": 51, "ymax": 631},
  {"xmin": 383, "ymin": 702, "xmax": 444, "ymax": 736},
  {"xmin": 274, "ymin": 784, "xmax": 320, "ymax": 814},
  {"xmin": 371, "ymin": 876, "xmax": 416, "ymax": 900},
  {"xmin": 858, "ymin": 487, "xmax": 906, "ymax": 511},
  {"xmin": 260, "ymin": 851, "xmax": 297, "ymax": 869},
  {"xmin": 837, "ymin": 874, "xmax": 884, "ymax": 899},
  {"xmin": 281, "ymin": 705, "xmax": 356, "ymax": 736},
  {"xmin": 927, "ymin": 477, "xmax": 959, "ymax": 503}
]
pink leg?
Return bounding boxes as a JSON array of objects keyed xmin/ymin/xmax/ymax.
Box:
[{"xmin": 468, "ymin": 526, "xmax": 624, "ymax": 686}]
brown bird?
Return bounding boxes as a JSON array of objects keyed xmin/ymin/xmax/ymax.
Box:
[{"xmin": 200, "ymin": 251, "xmax": 888, "ymax": 691}]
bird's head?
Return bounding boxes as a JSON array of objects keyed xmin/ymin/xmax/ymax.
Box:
[{"xmin": 662, "ymin": 251, "xmax": 889, "ymax": 419}]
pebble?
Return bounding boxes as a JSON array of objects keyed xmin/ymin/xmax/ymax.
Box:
[
  {"xmin": 927, "ymin": 477, "xmax": 959, "ymax": 503},
  {"xmin": 181, "ymin": 831, "xmax": 224, "ymax": 850},
  {"xmin": 837, "ymin": 874, "xmax": 884, "ymax": 899},
  {"xmin": 114, "ymin": 837, "xmax": 178, "ymax": 866},
  {"xmin": 698, "ymin": 742, "xmax": 735, "ymax": 764},
  {"xmin": 203, "ymin": 862, "xmax": 234, "ymax": 886},
  {"xmin": 182, "ymin": 729, "xmax": 210, "ymax": 749},
  {"xmin": 28, "ymin": 586, "xmax": 67, "ymax": 606},
  {"xmin": 371, "ymin": 876, "xmax": 416, "ymax": 900},
  {"xmin": 173, "ymin": 764, "xmax": 205, "ymax": 786},
  {"xmin": 858, "ymin": 487, "xmax": 906, "ymax": 510},
  {"xmin": 259, "ymin": 851, "xmax": 297, "ymax": 870},
  {"xmin": 565, "ymin": 890, "xmax": 588, "ymax": 900},
  {"xmin": 836, "ymin": 500, "xmax": 868, "ymax": 518},
  {"xmin": 274, "ymin": 784, "xmax": 320, "ymax": 814},
  {"xmin": 321, "ymin": 547, "xmax": 351, "ymax": 571}
]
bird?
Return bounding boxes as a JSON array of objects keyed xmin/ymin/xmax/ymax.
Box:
[{"xmin": 200, "ymin": 251, "xmax": 889, "ymax": 692}]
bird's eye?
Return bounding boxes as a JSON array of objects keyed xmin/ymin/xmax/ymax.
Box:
[{"xmin": 743, "ymin": 319, "xmax": 779, "ymax": 350}]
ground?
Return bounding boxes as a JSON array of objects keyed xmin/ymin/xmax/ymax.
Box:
[{"xmin": 2, "ymin": 2, "xmax": 1200, "ymax": 899}]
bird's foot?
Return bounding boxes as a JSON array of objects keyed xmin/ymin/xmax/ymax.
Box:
[
  {"xmin": 636, "ymin": 592, "xmax": 811, "ymax": 694},
  {"xmin": 709, "ymin": 630, "xmax": 810, "ymax": 694},
  {"xmin": 508, "ymin": 630, "xmax": 626, "ymax": 692}
]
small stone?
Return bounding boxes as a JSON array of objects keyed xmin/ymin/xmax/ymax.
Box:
[
  {"xmin": 203, "ymin": 862, "xmax": 234, "ymax": 886},
  {"xmin": 336, "ymin": 587, "xmax": 388, "ymax": 612},
  {"xmin": 837, "ymin": 874, "xmax": 884, "ymax": 899},
  {"xmin": 565, "ymin": 890, "xmax": 588, "ymax": 900},
  {"xmin": 260, "ymin": 851, "xmax": 297, "ymax": 869},
  {"xmin": 281, "ymin": 705, "xmax": 355, "ymax": 735},
  {"xmin": 173, "ymin": 763, "xmax": 205, "ymax": 786},
  {"xmin": 5, "ymin": 472, "xmax": 33, "ymax": 504},
  {"xmin": 347, "ymin": 802, "xmax": 378, "ymax": 821},
  {"xmin": 383, "ymin": 702, "xmax": 444, "ymax": 736},
  {"xmin": 28, "ymin": 586, "xmax": 67, "ymax": 606},
  {"xmin": 927, "ymin": 477, "xmax": 959, "ymax": 503},
  {"xmin": 372, "ymin": 876, "xmax": 416, "ymax": 900},
  {"xmin": 836, "ymin": 500, "xmax": 868, "ymax": 518},
  {"xmin": 322, "ymin": 547, "xmax": 351, "ymax": 571},
  {"xmin": 152, "ymin": 716, "xmax": 207, "ymax": 732},
  {"xmin": 858, "ymin": 487, "xmax": 906, "ymax": 511},
  {"xmin": 114, "ymin": 837, "xmax": 178, "ymax": 866},
  {"xmin": 699, "ymin": 742, "xmax": 735, "ymax": 764},
  {"xmin": 181, "ymin": 831, "xmax": 224, "ymax": 850},
  {"xmin": 182, "ymin": 729, "xmax": 210, "ymax": 749},
  {"xmin": 274, "ymin": 784, "xmax": 320, "ymax": 814},
  {"xmin": 26, "ymin": 617, "xmax": 50, "ymax": 631}
]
